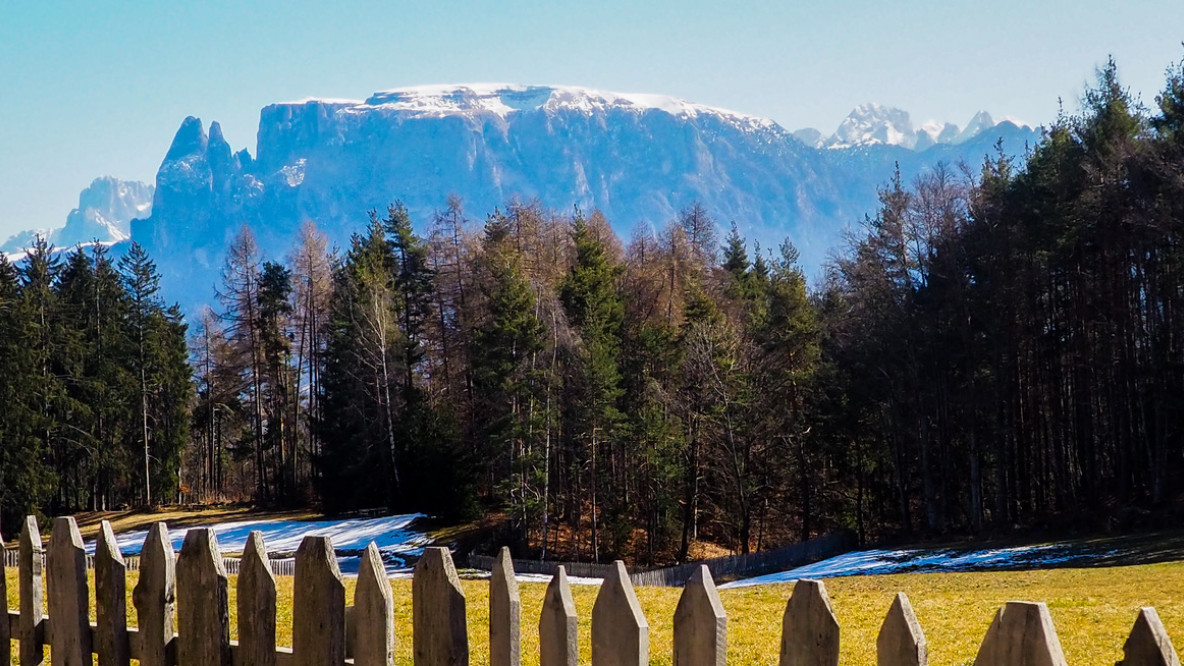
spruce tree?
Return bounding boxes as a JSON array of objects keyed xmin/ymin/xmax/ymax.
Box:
[
  {"xmin": 559, "ymin": 215, "xmax": 625, "ymax": 560},
  {"xmin": 120, "ymin": 241, "xmax": 163, "ymax": 505},
  {"xmin": 471, "ymin": 216, "xmax": 546, "ymax": 534}
]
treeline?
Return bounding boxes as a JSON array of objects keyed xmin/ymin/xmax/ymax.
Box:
[
  {"xmin": 193, "ymin": 197, "xmax": 819, "ymax": 563},
  {"xmin": 0, "ymin": 241, "xmax": 191, "ymax": 528},
  {"xmin": 819, "ymin": 59, "xmax": 1184, "ymax": 535}
]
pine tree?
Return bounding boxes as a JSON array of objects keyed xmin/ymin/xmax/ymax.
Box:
[
  {"xmin": 120, "ymin": 241, "xmax": 162, "ymax": 505},
  {"xmin": 559, "ymin": 215, "xmax": 625, "ymax": 560},
  {"xmin": 471, "ymin": 216, "xmax": 546, "ymax": 535},
  {"xmin": 258, "ymin": 261, "xmax": 294, "ymax": 500},
  {"xmin": 0, "ymin": 252, "xmax": 53, "ymax": 525}
]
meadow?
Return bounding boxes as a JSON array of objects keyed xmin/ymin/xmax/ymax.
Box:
[{"xmin": 8, "ymin": 560, "xmax": 1184, "ymax": 665}]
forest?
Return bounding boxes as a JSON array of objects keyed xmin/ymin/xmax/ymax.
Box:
[{"xmin": 1, "ymin": 59, "xmax": 1183, "ymax": 564}]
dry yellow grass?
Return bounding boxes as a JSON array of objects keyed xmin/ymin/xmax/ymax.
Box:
[{"xmin": 7, "ymin": 561, "xmax": 1184, "ymax": 665}]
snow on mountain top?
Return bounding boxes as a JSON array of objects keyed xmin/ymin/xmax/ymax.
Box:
[
  {"xmin": 280, "ymin": 96, "xmax": 366, "ymax": 106},
  {"xmin": 811, "ymin": 105, "xmax": 1033, "ymax": 150},
  {"xmin": 282, "ymin": 83, "xmax": 779, "ymax": 129},
  {"xmin": 827, "ymin": 103, "xmax": 917, "ymax": 149}
]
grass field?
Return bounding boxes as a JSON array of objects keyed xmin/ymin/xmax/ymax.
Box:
[{"xmin": 7, "ymin": 560, "xmax": 1184, "ymax": 665}]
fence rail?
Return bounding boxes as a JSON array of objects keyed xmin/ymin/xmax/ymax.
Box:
[
  {"xmin": 0, "ymin": 514, "xmax": 1178, "ymax": 665},
  {"xmin": 465, "ymin": 530, "xmax": 856, "ymax": 586},
  {"xmin": 3, "ymin": 546, "xmax": 297, "ymax": 576}
]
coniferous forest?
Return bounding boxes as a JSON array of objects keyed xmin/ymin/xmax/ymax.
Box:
[{"xmin": 2, "ymin": 60, "xmax": 1184, "ymax": 563}]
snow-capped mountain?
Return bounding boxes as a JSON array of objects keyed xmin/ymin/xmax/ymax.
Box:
[
  {"xmin": 827, "ymin": 103, "xmax": 918, "ymax": 149},
  {"xmin": 1, "ymin": 177, "xmax": 153, "ymax": 255},
  {"xmin": 795, "ymin": 105, "xmax": 1030, "ymax": 151},
  {"xmin": 954, "ymin": 110, "xmax": 999, "ymax": 145},
  {"xmin": 6, "ymin": 84, "xmax": 1039, "ymax": 311}
]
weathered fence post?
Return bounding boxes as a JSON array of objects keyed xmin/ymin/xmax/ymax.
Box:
[
  {"xmin": 20, "ymin": 516, "xmax": 44, "ymax": 666},
  {"xmin": 0, "ymin": 527, "xmax": 8, "ymax": 666},
  {"xmin": 539, "ymin": 566, "xmax": 578, "ymax": 666},
  {"xmin": 132, "ymin": 522, "xmax": 176, "ymax": 666},
  {"xmin": 673, "ymin": 565, "xmax": 726, "ymax": 666},
  {"xmin": 973, "ymin": 601, "xmax": 1067, "ymax": 666},
  {"xmin": 1117, "ymin": 607, "xmax": 1180, "ymax": 666},
  {"xmin": 177, "ymin": 528, "xmax": 231, "ymax": 665},
  {"xmin": 95, "ymin": 520, "xmax": 131, "ymax": 666},
  {"xmin": 491, "ymin": 547, "xmax": 521, "ymax": 666},
  {"xmin": 355, "ymin": 542, "xmax": 395, "ymax": 666},
  {"xmin": 238, "ymin": 530, "xmax": 277, "ymax": 666},
  {"xmin": 592, "ymin": 560, "xmax": 649, "ymax": 666},
  {"xmin": 47, "ymin": 516, "xmax": 92, "ymax": 666},
  {"xmin": 293, "ymin": 536, "xmax": 346, "ymax": 666},
  {"xmin": 877, "ymin": 592, "xmax": 926, "ymax": 666},
  {"xmin": 779, "ymin": 579, "xmax": 840, "ymax": 666},
  {"xmin": 413, "ymin": 546, "xmax": 468, "ymax": 666}
]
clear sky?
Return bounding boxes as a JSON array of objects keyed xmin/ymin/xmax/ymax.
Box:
[{"xmin": 2, "ymin": 0, "xmax": 1183, "ymax": 238}]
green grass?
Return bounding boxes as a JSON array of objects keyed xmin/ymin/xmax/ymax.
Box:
[{"xmin": 8, "ymin": 561, "xmax": 1184, "ymax": 664}]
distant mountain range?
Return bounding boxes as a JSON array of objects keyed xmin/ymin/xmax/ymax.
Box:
[
  {"xmin": 1, "ymin": 177, "xmax": 153, "ymax": 257},
  {"xmin": 1, "ymin": 84, "xmax": 1040, "ymax": 311},
  {"xmin": 792, "ymin": 103, "xmax": 1020, "ymax": 151}
]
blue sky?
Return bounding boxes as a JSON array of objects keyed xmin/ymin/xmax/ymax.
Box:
[{"xmin": 2, "ymin": 0, "xmax": 1183, "ymax": 238}]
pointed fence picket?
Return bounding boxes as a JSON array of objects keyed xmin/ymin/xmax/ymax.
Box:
[
  {"xmin": 293, "ymin": 536, "xmax": 346, "ymax": 666},
  {"xmin": 876, "ymin": 592, "xmax": 926, "ymax": 666},
  {"xmin": 491, "ymin": 547, "xmax": 521, "ymax": 666},
  {"xmin": 591, "ymin": 560, "xmax": 649, "ymax": 666},
  {"xmin": 94, "ymin": 521, "xmax": 130, "ymax": 666},
  {"xmin": 673, "ymin": 565, "xmax": 726, "ymax": 666},
  {"xmin": 355, "ymin": 542, "xmax": 395, "ymax": 666},
  {"xmin": 238, "ymin": 530, "xmax": 278, "ymax": 666},
  {"xmin": 46, "ymin": 517, "xmax": 90, "ymax": 666},
  {"xmin": 0, "ymin": 513, "xmax": 1181, "ymax": 665},
  {"xmin": 413, "ymin": 546, "xmax": 468, "ymax": 666},
  {"xmin": 176, "ymin": 528, "xmax": 231, "ymax": 665},
  {"xmin": 133, "ymin": 521, "xmax": 176, "ymax": 666},
  {"xmin": 780, "ymin": 579, "xmax": 840, "ymax": 666},
  {"xmin": 19, "ymin": 516, "xmax": 44, "ymax": 666}
]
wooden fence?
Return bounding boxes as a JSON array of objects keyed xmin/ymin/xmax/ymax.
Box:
[
  {"xmin": 465, "ymin": 530, "xmax": 856, "ymax": 587},
  {"xmin": 1, "ymin": 514, "xmax": 1178, "ymax": 665}
]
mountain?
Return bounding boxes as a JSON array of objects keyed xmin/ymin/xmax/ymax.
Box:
[
  {"xmin": 827, "ymin": 103, "xmax": 918, "ymax": 149},
  {"xmin": 11, "ymin": 84, "xmax": 1040, "ymax": 311},
  {"xmin": 1, "ymin": 177, "xmax": 153, "ymax": 254},
  {"xmin": 794, "ymin": 105, "xmax": 1029, "ymax": 152}
]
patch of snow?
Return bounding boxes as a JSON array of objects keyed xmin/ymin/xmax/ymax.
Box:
[
  {"xmin": 721, "ymin": 543, "xmax": 1090, "ymax": 588},
  {"xmin": 280, "ymin": 159, "xmax": 307, "ymax": 187},
  {"xmin": 86, "ymin": 514, "xmax": 432, "ymax": 574},
  {"xmin": 321, "ymin": 83, "xmax": 783, "ymax": 131},
  {"xmin": 460, "ymin": 570, "xmax": 604, "ymax": 586},
  {"xmin": 279, "ymin": 96, "xmax": 366, "ymax": 106}
]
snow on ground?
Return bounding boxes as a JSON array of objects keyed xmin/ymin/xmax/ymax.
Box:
[
  {"xmin": 82, "ymin": 513, "xmax": 608, "ymax": 580},
  {"xmin": 86, "ymin": 514, "xmax": 432, "ymax": 575},
  {"xmin": 470, "ymin": 571, "xmax": 604, "ymax": 586},
  {"xmin": 720, "ymin": 543, "xmax": 1116, "ymax": 588}
]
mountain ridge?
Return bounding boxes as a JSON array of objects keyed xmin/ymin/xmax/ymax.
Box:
[{"xmin": 4, "ymin": 84, "xmax": 1042, "ymax": 313}]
